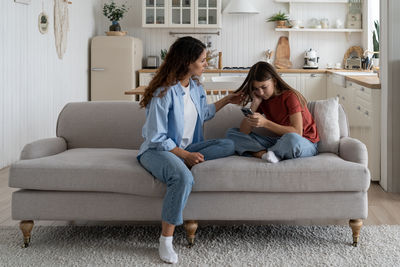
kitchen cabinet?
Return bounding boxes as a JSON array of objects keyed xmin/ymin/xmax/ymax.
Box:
[
  {"xmin": 139, "ymin": 72, "xmax": 155, "ymax": 86},
  {"xmin": 142, "ymin": 0, "xmax": 221, "ymax": 28},
  {"xmin": 301, "ymin": 73, "xmax": 327, "ymax": 101},
  {"xmin": 280, "ymin": 73, "xmax": 326, "ymax": 101},
  {"xmin": 279, "ymin": 73, "xmax": 302, "ymax": 94},
  {"xmin": 347, "ymin": 80, "xmax": 381, "ymax": 181},
  {"xmin": 326, "ymin": 74, "xmax": 381, "ymax": 181}
]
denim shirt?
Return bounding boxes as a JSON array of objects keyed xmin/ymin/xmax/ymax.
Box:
[{"xmin": 137, "ymin": 78, "xmax": 216, "ymax": 159}]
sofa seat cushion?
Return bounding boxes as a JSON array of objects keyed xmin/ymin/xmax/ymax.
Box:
[
  {"xmin": 9, "ymin": 148, "xmax": 166, "ymax": 197},
  {"xmin": 10, "ymin": 149, "xmax": 370, "ymax": 196},
  {"xmin": 191, "ymin": 153, "xmax": 370, "ymax": 193}
]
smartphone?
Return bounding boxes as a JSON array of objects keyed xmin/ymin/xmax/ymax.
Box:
[{"xmin": 241, "ymin": 107, "xmax": 254, "ymax": 117}]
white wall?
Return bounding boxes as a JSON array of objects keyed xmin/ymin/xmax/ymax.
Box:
[
  {"xmin": 97, "ymin": 0, "xmax": 362, "ymax": 68},
  {"xmin": 0, "ymin": 0, "xmax": 100, "ymax": 168},
  {"xmin": 380, "ymin": 0, "xmax": 400, "ymax": 192}
]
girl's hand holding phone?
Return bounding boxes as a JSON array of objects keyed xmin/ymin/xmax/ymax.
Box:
[{"xmin": 247, "ymin": 113, "xmax": 269, "ymax": 128}]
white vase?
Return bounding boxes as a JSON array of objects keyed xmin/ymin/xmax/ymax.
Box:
[{"xmin": 372, "ymin": 58, "xmax": 379, "ymax": 67}]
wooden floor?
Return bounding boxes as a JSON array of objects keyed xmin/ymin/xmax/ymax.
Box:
[{"xmin": 1, "ymin": 166, "xmax": 400, "ymax": 227}]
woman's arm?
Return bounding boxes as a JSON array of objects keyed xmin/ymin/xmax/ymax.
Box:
[
  {"xmin": 247, "ymin": 112, "xmax": 303, "ymax": 136},
  {"xmin": 214, "ymin": 92, "xmax": 243, "ymax": 112}
]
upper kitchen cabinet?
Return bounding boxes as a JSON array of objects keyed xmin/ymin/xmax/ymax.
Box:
[
  {"xmin": 143, "ymin": 0, "xmax": 168, "ymax": 27},
  {"xmin": 142, "ymin": 0, "xmax": 221, "ymax": 28}
]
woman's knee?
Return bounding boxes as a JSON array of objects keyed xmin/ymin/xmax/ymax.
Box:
[
  {"xmin": 174, "ymin": 168, "xmax": 194, "ymax": 188},
  {"xmin": 217, "ymin": 138, "xmax": 235, "ymax": 154},
  {"xmin": 280, "ymin": 133, "xmax": 302, "ymax": 146}
]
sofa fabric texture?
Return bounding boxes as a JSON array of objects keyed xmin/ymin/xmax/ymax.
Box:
[{"xmin": 56, "ymin": 101, "xmax": 145, "ymax": 150}]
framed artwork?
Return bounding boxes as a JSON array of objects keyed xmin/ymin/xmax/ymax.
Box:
[{"xmin": 38, "ymin": 12, "xmax": 49, "ymax": 34}]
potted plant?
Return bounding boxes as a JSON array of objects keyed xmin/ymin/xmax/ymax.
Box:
[
  {"xmin": 266, "ymin": 11, "xmax": 289, "ymax": 28},
  {"xmin": 103, "ymin": 1, "xmax": 129, "ymax": 32},
  {"xmin": 372, "ymin": 20, "xmax": 380, "ymax": 61}
]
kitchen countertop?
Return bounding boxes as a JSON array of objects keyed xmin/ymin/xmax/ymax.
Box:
[
  {"xmin": 139, "ymin": 68, "xmax": 328, "ymax": 74},
  {"xmin": 138, "ymin": 68, "xmax": 381, "ymax": 89}
]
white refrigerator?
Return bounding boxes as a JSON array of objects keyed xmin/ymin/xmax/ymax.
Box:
[{"xmin": 90, "ymin": 36, "xmax": 143, "ymax": 101}]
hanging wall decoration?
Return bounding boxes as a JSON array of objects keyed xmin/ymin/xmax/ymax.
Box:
[
  {"xmin": 38, "ymin": 2, "xmax": 49, "ymax": 34},
  {"xmin": 54, "ymin": 0, "xmax": 70, "ymax": 59},
  {"xmin": 38, "ymin": 12, "xmax": 49, "ymax": 34}
]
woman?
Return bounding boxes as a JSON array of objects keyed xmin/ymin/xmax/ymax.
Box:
[
  {"xmin": 138, "ymin": 36, "xmax": 241, "ymax": 264},
  {"xmin": 226, "ymin": 61, "xmax": 319, "ymax": 163}
]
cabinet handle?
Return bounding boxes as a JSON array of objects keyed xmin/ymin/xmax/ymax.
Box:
[
  {"xmin": 348, "ymin": 82, "xmax": 352, "ymax": 86},
  {"xmin": 91, "ymin": 68, "xmax": 105, "ymax": 71},
  {"xmin": 311, "ymin": 74, "xmax": 317, "ymax": 77},
  {"xmin": 342, "ymin": 96, "xmax": 345, "ymax": 100},
  {"xmin": 357, "ymin": 106, "xmax": 361, "ymax": 110},
  {"xmin": 337, "ymin": 94, "xmax": 340, "ymax": 98},
  {"xmin": 361, "ymin": 87, "xmax": 365, "ymax": 91},
  {"xmin": 365, "ymin": 111, "xmax": 369, "ymax": 116}
]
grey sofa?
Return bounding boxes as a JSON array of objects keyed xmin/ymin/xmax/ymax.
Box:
[{"xmin": 9, "ymin": 101, "xmax": 370, "ymax": 248}]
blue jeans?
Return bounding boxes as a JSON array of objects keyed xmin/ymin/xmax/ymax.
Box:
[
  {"xmin": 226, "ymin": 128, "xmax": 318, "ymax": 159},
  {"xmin": 138, "ymin": 138, "xmax": 235, "ymax": 226}
]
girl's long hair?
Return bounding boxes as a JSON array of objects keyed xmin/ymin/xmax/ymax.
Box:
[
  {"xmin": 139, "ymin": 36, "xmax": 206, "ymax": 108},
  {"xmin": 235, "ymin": 61, "xmax": 307, "ymax": 107}
]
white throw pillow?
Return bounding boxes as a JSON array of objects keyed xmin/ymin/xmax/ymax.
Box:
[{"xmin": 313, "ymin": 97, "xmax": 340, "ymax": 154}]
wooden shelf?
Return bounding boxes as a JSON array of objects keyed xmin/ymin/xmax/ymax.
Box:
[
  {"xmin": 275, "ymin": 0, "xmax": 348, "ymax": 3},
  {"xmin": 275, "ymin": 28, "xmax": 363, "ymax": 32}
]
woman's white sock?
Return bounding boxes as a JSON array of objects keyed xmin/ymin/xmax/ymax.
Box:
[
  {"xmin": 159, "ymin": 235, "xmax": 178, "ymax": 264},
  {"xmin": 262, "ymin": 151, "xmax": 281, "ymax": 163}
]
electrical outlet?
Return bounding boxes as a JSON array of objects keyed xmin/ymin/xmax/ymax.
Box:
[{"xmin": 14, "ymin": 0, "xmax": 31, "ymax": 5}]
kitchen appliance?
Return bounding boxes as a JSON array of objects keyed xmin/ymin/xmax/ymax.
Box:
[
  {"xmin": 345, "ymin": 57, "xmax": 362, "ymax": 69},
  {"xmin": 146, "ymin": 56, "xmax": 159, "ymax": 69},
  {"xmin": 90, "ymin": 36, "xmax": 143, "ymax": 101},
  {"xmin": 303, "ymin": 48, "xmax": 319, "ymax": 69}
]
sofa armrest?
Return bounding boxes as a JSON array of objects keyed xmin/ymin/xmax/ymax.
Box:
[
  {"xmin": 20, "ymin": 137, "xmax": 67, "ymax": 160},
  {"xmin": 339, "ymin": 137, "xmax": 368, "ymax": 166}
]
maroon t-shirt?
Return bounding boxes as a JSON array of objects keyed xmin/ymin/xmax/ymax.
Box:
[{"xmin": 256, "ymin": 90, "xmax": 320, "ymax": 143}]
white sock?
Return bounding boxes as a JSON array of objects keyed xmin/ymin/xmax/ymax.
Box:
[
  {"xmin": 262, "ymin": 151, "xmax": 281, "ymax": 163},
  {"xmin": 159, "ymin": 235, "xmax": 178, "ymax": 264}
]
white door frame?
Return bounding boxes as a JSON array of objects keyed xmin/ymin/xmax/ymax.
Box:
[{"xmin": 380, "ymin": 0, "xmax": 400, "ymax": 192}]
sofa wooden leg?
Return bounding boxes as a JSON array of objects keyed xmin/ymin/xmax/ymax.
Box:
[
  {"xmin": 184, "ymin": 220, "xmax": 198, "ymax": 247},
  {"xmin": 349, "ymin": 219, "xmax": 363, "ymax": 247},
  {"xmin": 19, "ymin": 220, "xmax": 34, "ymax": 248}
]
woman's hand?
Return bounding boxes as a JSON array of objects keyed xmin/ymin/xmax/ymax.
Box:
[
  {"xmin": 225, "ymin": 92, "xmax": 244, "ymax": 105},
  {"xmin": 184, "ymin": 152, "xmax": 204, "ymax": 168},
  {"xmin": 246, "ymin": 113, "xmax": 269, "ymax": 128}
]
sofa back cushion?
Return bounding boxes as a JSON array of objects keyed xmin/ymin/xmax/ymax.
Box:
[
  {"xmin": 204, "ymin": 102, "xmax": 348, "ymax": 141},
  {"xmin": 57, "ymin": 101, "xmax": 145, "ymax": 149}
]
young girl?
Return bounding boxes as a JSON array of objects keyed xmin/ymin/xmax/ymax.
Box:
[
  {"xmin": 226, "ymin": 61, "xmax": 319, "ymax": 163},
  {"xmin": 138, "ymin": 36, "xmax": 241, "ymax": 264}
]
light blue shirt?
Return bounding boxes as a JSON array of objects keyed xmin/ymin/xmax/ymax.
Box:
[{"xmin": 137, "ymin": 78, "xmax": 216, "ymax": 159}]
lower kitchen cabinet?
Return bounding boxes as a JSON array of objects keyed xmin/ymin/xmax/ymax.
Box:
[
  {"xmin": 301, "ymin": 73, "xmax": 327, "ymax": 101},
  {"xmin": 280, "ymin": 73, "xmax": 327, "ymax": 101},
  {"xmin": 347, "ymin": 81, "xmax": 381, "ymax": 181},
  {"xmin": 280, "ymin": 73, "xmax": 302, "ymax": 94},
  {"xmin": 139, "ymin": 72, "xmax": 155, "ymax": 86},
  {"xmin": 327, "ymin": 73, "xmax": 381, "ymax": 181}
]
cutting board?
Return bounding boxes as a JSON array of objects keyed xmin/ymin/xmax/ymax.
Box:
[{"xmin": 274, "ymin": 36, "xmax": 292, "ymax": 69}]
